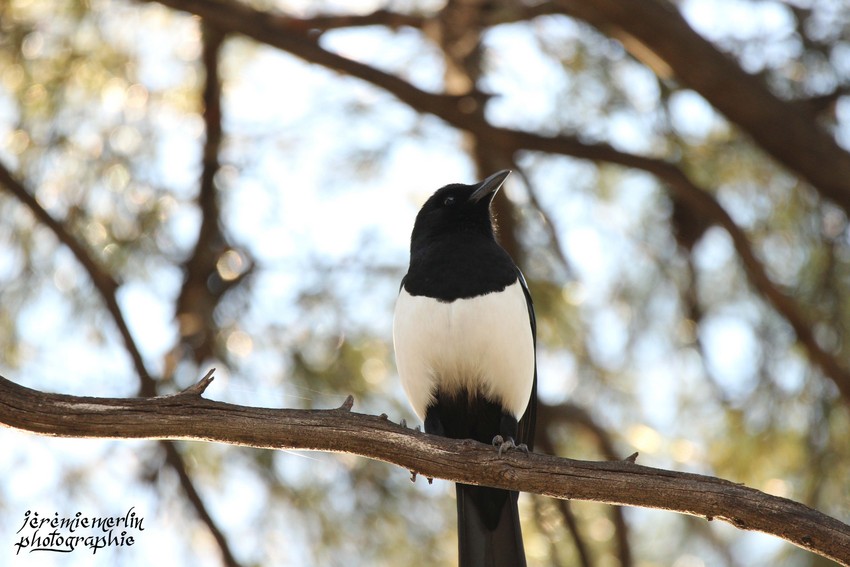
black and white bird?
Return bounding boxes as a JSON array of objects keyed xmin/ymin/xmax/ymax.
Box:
[{"xmin": 393, "ymin": 170, "xmax": 537, "ymax": 567}]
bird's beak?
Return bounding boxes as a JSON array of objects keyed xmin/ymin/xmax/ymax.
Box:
[{"xmin": 469, "ymin": 169, "xmax": 511, "ymax": 203}]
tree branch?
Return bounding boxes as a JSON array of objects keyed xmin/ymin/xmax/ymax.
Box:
[
  {"xmin": 161, "ymin": 440, "xmax": 241, "ymax": 567},
  {"xmin": 495, "ymin": 129, "xmax": 850, "ymax": 403},
  {"xmin": 135, "ymin": 0, "xmax": 850, "ymax": 405},
  {"xmin": 269, "ymin": 8, "xmax": 426, "ymax": 33},
  {"xmin": 0, "ymin": 160, "xmax": 156, "ymax": 396},
  {"xmin": 175, "ymin": 23, "xmax": 239, "ymax": 365},
  {"xmin": 557, "ymin": 0, "xmax": 850, "ymax": 212},
  {"xmin": 0, "ymin": 160, "xmax": 244, "ymax": 567},
  {"xmin": 535, "ymin": 434, "xmax": 597, "ymax": 567},
  {"xmin": 1, "ymin": 372, "xmax": 848, "ymax": 565},
  {"xmin": 538, "ymin": 401, "xmax": 633, "ymax": 567},
  {"xmin": 145, "ymin": 0, "xmax": 850, "ymax": 215}
]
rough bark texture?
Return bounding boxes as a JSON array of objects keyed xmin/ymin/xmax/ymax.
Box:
[{"xmin": 1, "ymin": 372, "xmax": 848, "ymax": 566}]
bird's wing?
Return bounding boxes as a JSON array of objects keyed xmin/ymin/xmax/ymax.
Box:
[{"xmin": 514, "ymin": 267, "xmax": 537, "ymax": 452}]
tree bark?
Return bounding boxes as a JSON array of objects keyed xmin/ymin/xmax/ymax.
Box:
[{"xmin": 1, "ymin": 371, "xmax": 849, "ymax": 566}]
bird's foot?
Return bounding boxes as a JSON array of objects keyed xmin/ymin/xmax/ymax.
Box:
[
  {"xmin": 399, "ymin": 418, "xmax": 422, "ymax": 432},
  {"xmin": 492, "ymin": 435, "xmax": 529, "ymax": 457}
]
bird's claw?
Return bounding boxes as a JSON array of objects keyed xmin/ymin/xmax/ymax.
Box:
[{"xmin": 492, "ymin": 435, "xmax": 529, "ymax": 457}]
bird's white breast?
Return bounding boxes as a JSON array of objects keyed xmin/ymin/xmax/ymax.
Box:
[{"xmin": 393, "ymin": 281, "xmax": 534, "ymax": 421}]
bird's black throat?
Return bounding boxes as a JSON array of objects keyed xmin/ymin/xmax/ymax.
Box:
[{"xmin": 403, "ymin": 235, "xmax": 518, "ymax": 302}]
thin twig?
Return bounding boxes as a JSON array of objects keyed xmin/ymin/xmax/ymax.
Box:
[
  {"xmin": 0, "ymin": 161, "xmax": 155, "ymax": 395},
  {"xmin": 161, "ymin": 440, "xmax": 241, "ymax": 567}
]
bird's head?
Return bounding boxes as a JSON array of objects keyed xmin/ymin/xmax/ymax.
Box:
[{"xmin": 409, "ymin": 170, "xmax": 511, "ymax": 252}]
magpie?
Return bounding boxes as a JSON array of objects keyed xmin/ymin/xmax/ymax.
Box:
[{"xmin": 393, "ymin": 170, "xmax": 537, "ymax": 567}]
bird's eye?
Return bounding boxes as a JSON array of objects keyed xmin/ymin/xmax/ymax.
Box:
[{"xmin": 443, "ymin": 196, "xmax": 456, "ymax": 206}]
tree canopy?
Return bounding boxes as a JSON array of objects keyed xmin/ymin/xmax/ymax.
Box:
[{"xmin": 1, "ymin": 0, "xmax": 850, "ymax": 566}]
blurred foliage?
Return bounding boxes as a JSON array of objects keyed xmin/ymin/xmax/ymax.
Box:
[{"xmin": 1, "ymin": 0, "xmax": 850, "ymax": 566}]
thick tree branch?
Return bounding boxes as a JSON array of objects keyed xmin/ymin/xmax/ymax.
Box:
[
  {"xmin": 269, "ymin": 8, "xmax": 426, "ymax": 33},
  {"xmin": 1, "ymin": 372, "xmax": 848, "ymax": 565},
  {"xmin": 142, "ymin": 0, "xmax": 477, "ymax": 124},
  {"xmin": 557, "ymin": 0, "xmax": 850, "ymax": 213}
]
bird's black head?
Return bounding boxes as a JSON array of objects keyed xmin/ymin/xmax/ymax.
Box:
[{"xmin": 409, "ymin": 170, "xmax": 511, "ymax": 253}]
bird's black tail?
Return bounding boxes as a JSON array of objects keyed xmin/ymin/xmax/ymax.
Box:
[{"xmin": 456, "ymin": 483, "xmax": 526, "ymax": 567}]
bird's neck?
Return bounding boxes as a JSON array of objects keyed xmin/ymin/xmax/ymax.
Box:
[{"xmin": 404, "ymin": 236, "xmax": 518, "ymax": 301}]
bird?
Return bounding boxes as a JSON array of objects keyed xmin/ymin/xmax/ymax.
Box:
[{"xmin": 393, "ymin": 169, "xmax": 537, "ymax": 567}]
